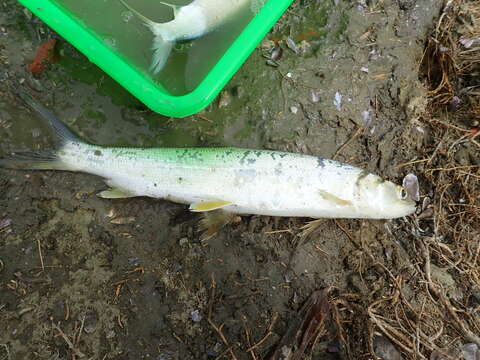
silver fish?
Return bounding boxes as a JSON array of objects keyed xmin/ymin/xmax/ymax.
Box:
[
  {"xmin": 120, "ymin": 0, "xmax": 251, "ymax": 73},
  {"xmin": 1, "ymin": 92, "xmax": 417, "ymax": 224}
]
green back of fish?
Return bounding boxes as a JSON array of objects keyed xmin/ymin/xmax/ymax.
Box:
[{"xmin": 104, "ymin": 146, "xmax": 312, "ymax": 169}]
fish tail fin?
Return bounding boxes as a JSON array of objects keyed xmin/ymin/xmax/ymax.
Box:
[
  {"xmin": 16, "ymin": 91, "xmax": 81, "ymax": 146},
  {"xmin": 118, "ymin": 0, "xmax": 174, "ymax": 74},
  {"xmin": 150, "ymin": 35, "xmax": 174, "ymax": 74},
  {"xmin": 1, "ymin": 91, "xmax": 83, "ymax": 172},
  {"xmin": 0, "ymin": 150, "xmax": 71, "ymax": 171}
]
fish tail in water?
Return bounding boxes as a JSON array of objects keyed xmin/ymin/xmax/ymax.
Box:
[
  {"xmin": 119, "ymin": 0, "xmax": 174, "ymax": 74},
  {"xmin": 0, "ymin": 91, "xmax": 80, "ymax": 171},
  {"xmin": 150, "ymin": 33, "xmax": 174, "ymax": 74}
]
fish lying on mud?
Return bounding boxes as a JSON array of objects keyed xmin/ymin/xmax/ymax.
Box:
[
  {"xmin": 120, "ymin": 0, "xmax": 251, "ymax": 73},
  {"xmin": 0, "ymin": 93, "xmax": 416, "ymax": 237}
]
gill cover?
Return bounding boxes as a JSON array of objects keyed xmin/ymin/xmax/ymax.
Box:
[{"xmin": 356, "ymin": 173, "xmax": 416, "ymax": 218}]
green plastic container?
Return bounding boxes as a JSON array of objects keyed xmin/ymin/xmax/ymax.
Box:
[{"xmin": 17, "ymin": 0, "xmax": 294, "ymax": 117}]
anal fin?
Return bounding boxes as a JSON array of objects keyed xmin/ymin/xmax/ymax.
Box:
[
  {"xmin": 199, "ymin": 210, "xmax": 241, "ymax": 241},
  {"xmin": 189, "ymin": 200, "xmax": 233, "ymax": 212},
  {"xmin": 98, "ymin": 188, "xmax": 134, "ymax": 199}
]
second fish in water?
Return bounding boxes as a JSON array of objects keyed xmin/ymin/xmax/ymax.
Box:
[{"xmin": 120, "ymin": 0, "xmax": 252, "ymax": 73}]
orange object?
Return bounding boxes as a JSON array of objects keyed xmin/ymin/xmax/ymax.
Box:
[
  {"xmin": 470, "ymin": 127, "xmax": 479, "ymax": 138},
  {"xmin": 297, "ymin": 30, "xmax": 320, "ymax": 41},
  {"xmin": 27, "ymin": 39, "xmax": 58, "ymax": 74}
]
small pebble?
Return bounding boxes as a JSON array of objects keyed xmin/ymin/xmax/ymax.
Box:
[
  {"xmin": 402, "ymin": 173, "xmax": 420, "ymax": 202},
  {"xmin": 334, "ymin": 92, "xmax": 342, "ymax": 111},
  {"xmin": 270, "ymin": 45, "xmax": 283, "ymax": 61},
  {"xmin": 266, "ymin": 59, "xmax": 278, "ymax": 67},
  {"xmin": 461, "ymin": 343, "xmax": 478, "ymax": 360},
  {"xmin": 439, "ymin": 46, "xmax": 449, "ymax": 52},
  {"xmin": 422, "ymin": 196, "xmax": 431, "ymax": 210},
  {"xmin": 373, "ymin": 336, "xmax": 403, "ymax": 360},
  {"xmin": 286, "ymin": 37, "xmax": 299, "ymax": 54},
  {"xmin": 310, "ymin": 90, "xmax": 320, "ymax": 103},
  {"xmin": 362, "ymin": 110, "xmax": 371, "ymax": 127},
  {"xmin": 83, "ymin": 312, "xmax": 99, "ymax": 334},
  {"xmin": 110, "ymin": 216, "xmax": 135, "ymax": 224},
  {"xmin": 472, "ymin": 286, "xmax": 480, "ymax": 302},
  {"xmin": 417, "ymin": 207, "xmax": 434, "ymax": 219},
  {"xmin": 190, "ymin": 310, "xmax": 202, "ymax": 322},
  {"xmin": 450, "ymin": 96, "xmax": 461, "ymax": 106},
  {"xmin": 460, "ymin": 38, "xmax": 480, "ymax": 49},
  {"xmin": 292, "ymin": 292, "xmax": 299, "ymax": 303},
  {"xmin": 297, "ymin": 40, "xmax": 311, "ymax": 54},
  {"xmin": 0, "ymin": 219, "xmax": 12, "ymax": 230},
  {"xmin": 218, "ymin": 91, "xmax": 231, "ymax": 108}
]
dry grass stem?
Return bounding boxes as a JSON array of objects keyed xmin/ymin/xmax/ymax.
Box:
[{"xmin": 52, "ymin": 323, "xmax": 85, "ymax": 358}]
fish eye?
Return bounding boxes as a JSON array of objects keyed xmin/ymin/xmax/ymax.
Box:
[{"xmin": 399, "ymin": 187, "xmax": 408, "ymax": 200}]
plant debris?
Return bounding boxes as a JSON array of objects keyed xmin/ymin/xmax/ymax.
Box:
[
  {"xmin": 270, "ymin": 288, "xmax": 333, "ymax": 360},
  {"xmin": 331, "ymin": 1, "xmax": 480, "ymax": 359}
]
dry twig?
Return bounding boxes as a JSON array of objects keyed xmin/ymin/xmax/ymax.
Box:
[{"xmin": 52, "ymin": 323, "xmax": 85, "ymax": 358}]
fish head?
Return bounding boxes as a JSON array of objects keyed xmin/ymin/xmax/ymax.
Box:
[{"xmin": 356, "ymin": 172, "xmax": 417, "ymax": 218}]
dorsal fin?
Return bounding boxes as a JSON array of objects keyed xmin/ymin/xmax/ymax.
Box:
[
  {"xmin": 119, "ymin": 0, "xmax": 158, "ymax": 27},
  {"xmin": 160, "ymin": 1, "xmax": 182, "ymax": 16}
]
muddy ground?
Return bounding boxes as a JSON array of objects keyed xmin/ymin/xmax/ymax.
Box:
[{"xmin": 1, "ymin": 0, "xmax": 479, "ymax": 359}]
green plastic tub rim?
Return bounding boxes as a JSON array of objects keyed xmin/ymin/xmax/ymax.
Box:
[{"xmin": 18, "ymin": 0, "xmax": 294, "ymax": 117}]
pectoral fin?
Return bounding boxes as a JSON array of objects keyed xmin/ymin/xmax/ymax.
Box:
[
  {"xmin": 98, "ymin": 188, "xmax": 134, "ymax": 199},
  {"xmin": 189, "ymin": 200, "xmax": 233, "ymax": 212},
  {"xmin": 318, "ymin": 190, "xmax": 352, "ymax": 206}
]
